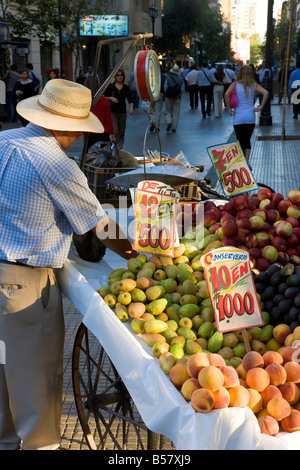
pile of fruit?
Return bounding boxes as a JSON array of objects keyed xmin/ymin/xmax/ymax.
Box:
[{"xmin": 96, "ymin": 187, "xmax": 300, "ymax": 438}]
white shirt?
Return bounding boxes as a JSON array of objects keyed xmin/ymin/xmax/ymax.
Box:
[{"xmin": 185, "ymin": 69, "xmax": 198, "ymax": 86}]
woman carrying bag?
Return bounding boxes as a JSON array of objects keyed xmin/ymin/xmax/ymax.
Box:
[{"xmin": 224, "ymin": 65, "xmax": 269, "ymax": 165}]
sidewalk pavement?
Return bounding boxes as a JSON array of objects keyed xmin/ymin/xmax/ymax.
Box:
[{"xmin": 2, "ymin": 92, "xmax": 300, "ymax": 450}]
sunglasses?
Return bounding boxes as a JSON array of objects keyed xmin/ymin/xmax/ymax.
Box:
[{"xmin": 116, "ymin": 73, "xmax": 124, "ymax": 77}]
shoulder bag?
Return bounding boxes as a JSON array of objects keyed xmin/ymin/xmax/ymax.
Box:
[{"xmin": 229, "ymin": 81, "xmax": 238, "ymax": 108}]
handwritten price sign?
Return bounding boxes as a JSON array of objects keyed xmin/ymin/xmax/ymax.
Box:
[
  {"xmin": 201, "ymin": 247, "xmax": 264, "ymax": 333},
  {"xmin": 206, "ymin": 141, "xmax": 258, "ymax": 197},
  {"xmin": 133, "ymin": 180, "xmax": 180, "ymax": 257}
]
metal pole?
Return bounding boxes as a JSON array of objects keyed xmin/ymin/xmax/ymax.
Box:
[{"xmin": 260, "ymin": 0, "xmax": 274, "ymax": 126}]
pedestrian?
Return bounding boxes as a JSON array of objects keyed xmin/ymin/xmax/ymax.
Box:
[
  {"xmin": 149, "ymin": 67, "xmax": 167, "ymax": 132},
  {"xmin": 0, "ymin": 78, "xmax": 137, "ymax": 450},
  {"xmin": 84, "ymin": 65, "xmax": 100, "ymax": 91},
  {"xmin": 164, "ymin": 64, "xmax": 185, "ymax": 132},
  {"xmin": 76, "ymin": 69, "xmax": 86, "ymax": 85},
  {"xmin": 26, "ymin": 63, "xmax": 41, "ymax": 95},
  {"xmin": 197, "ymin": 63, "xmax": 214, "ymax": 118},
  {"xmin": 13, "ymin": 68, "xmax": 36, "ymax": 126},
  {"xmin": 87, "ymin": 95, "xmax": 115, "ymax": 148},
  {"xmin": 288, "ymin": 61, "xmax": 300, "ymax": 119},
  {"xmin": 3, "ymin": 64, "xmax": 21, "ymax": 122},
  {"xmin": 104, "ymin": 69, "xmax": 134, "ymax": 148},
  {"xmin": 223, "ymin": 64, "xmax": 236, "ymax": 103},
  {"xmin": 128, "ymin": 71, "xmax": 139, "ymax": 109},
  {"xmin": 224, "ymin": 65, "xmax": 269, "ymax": 165},
  {"xmin": 185, "ymin": 64, "xmax": 199, "ymax": 110},
  {"xmin": 212, "ymin": 64, "xmax": 226, "ymax": 118},
  {"xmin": 49, "ymin": 69, "xmax": 59, "ymax": 80}
]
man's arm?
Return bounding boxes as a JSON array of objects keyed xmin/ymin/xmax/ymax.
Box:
[{"xmin": 92, "ymin": 217, "xmax": 138, "ymax": 260}]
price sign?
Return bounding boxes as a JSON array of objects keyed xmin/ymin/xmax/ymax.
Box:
[
  {"xmin": 201, "ymin": 247, "xmax": 263, "ymax": 333},
  {"xmin": 206, "ymin": 141, "xmax": 258, "ymax": 197},
  {"xmin": 133, "ymin": 180, "xmax": 180, "ymax": 257}
]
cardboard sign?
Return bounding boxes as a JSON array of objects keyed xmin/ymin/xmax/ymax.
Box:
[
  {"xmin": 201, "ymin": 247, "xmax": 263, "ymax": 333},
  {"xmin": 206, "ymin": 141, "xmax": 258, "ymax": 197},
  {"xmin": 133, "ymin": 180, "xmax": 180, "ymax": 257}
]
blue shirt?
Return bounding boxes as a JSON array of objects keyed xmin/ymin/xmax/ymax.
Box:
[
  {"xmin": 0, "ymin": 123, "xmax": 107, "ymax": 268},
  {"xmin": 197, "ymin": 68, "xmax": 213, "ymax": 87},
  {"xmin": 288, "ymin": 68, "xmax": 300, "ymax": 93}
]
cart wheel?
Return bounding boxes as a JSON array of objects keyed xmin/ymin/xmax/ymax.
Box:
[{"xmin": 72, "ymin": 323, "xmax": 167, "ymax": 450}]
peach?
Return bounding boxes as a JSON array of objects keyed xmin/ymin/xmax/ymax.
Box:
[
  {"xmin": 284, "ymin": 361, "xmax": 300, "ymax": 383},
  {"xmin": 280, "ymin": 346, "xmax": 296, "ymax": 363},
  {"xmin": 281, "ymin": 409, "xmax": 300, "ymax": 432},
  {"xmin": 267, "ymin": 396, "xmax": 291, "ymax": 421},
  {"xmin": 198, "ymin": 365, "xmax": 224, "ymax": 392},
  {"xmin": 273, "ymin": 324, "xmax": 292, "ymax": 345},
  {"xmin": 228, "ymin": 385, "xmax": 250, "ymax": 407},
  {"xmin": 293, "ymin": 326, "xmax": 300, "ymax": 340},
  {"xmin": 169, "ymin": 363, "xmax": 190, "ymax": 389},
  {"xmin": 213, "ymin": 387, "xmax": 230, "ymax": 409},
  {"xmin": 258, "ymin": 415, "xmax": 279, "ymax": 436},
  {"xmin": 219, "ymin": 365, "xmax": 239, "ymax": 389},
  {"xmin": 191, "ymin": 388, "xmax": 215, "ymax": 413},
  {"xmin": 207, "ymin": 353, "xmax": 226, "ymax": 367},
  {"xmin": 261, "ymin": 385, "xmax": 282, "ymax": 407},
  {"xmin": 256, "ymin": 408, "xmax": 270, "ymax": 418},
  {"xmin": 265, "ymin": 363, "xmax": 287, "ymax": 386},
  {"xmin": 279, "ymin": 382, "xmax": 300, "ymax": 405},
  {"xmin": 236, "ymin": 363, "xmax": 247, "ymax": 380},
  {"xmin": 294, "ymin": 400, "xmax": 300, "ymax": 411},
  {"xmin": 187, "ymin": 352, "xmax": 210, "ymax": 378},
  {"xmin": 242, "ymin": 351, "xmax": 264, "ymax": 371},
  {"xmin": 247, "ymin": 388, "xmax": 263, "ymax": 414},
  {"xmin": 246, "ymin": 367, "xmax": 270, "ymax": 392},
  {"xmin": 181, "ymin": 377, "xmax": 201, "ymax": 401},
  {"xmin": 262, "ymin": 350, "xmax": 283, "ymax": 367}
]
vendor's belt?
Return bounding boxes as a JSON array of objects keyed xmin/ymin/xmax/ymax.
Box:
[{"xmin": 0, "ymin": 259, "xmax": 29, "ymax": 267}]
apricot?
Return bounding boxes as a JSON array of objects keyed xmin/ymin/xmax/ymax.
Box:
[
  {"xmin": 279, "ymin": 382, "xmax": 300, "ymax": 405},
  {"xmin": 280, "ymin": 346, "xmax": 296, "ymax": 363},
  {"xmin": 247, "ymin": 388, "xmax": 263, "ymax": 414},
  {"xmin": 281, "ymin": 409, "xmax": 300, "ymax": 432},
  {"xmin": 219, "ymin": 365, "xmax": 239, "ymax": 389},
  {"xmin": 258, "ymin": 415, "xmax": 279, "ymax": 436},
  {"xmin": 207, "ymin": 353, "xmax": 226, "ymax": 367},
  {"xmin": 198, "ymin": 365, "xmax": 224, "ymax": 392},
  {"xmin": 246, "ymin": 367, "xmax": 270, "ymax": 392},
  {"xmin": 169, "ymin": 363, "xmax": 190, "ymax": 389},
  {"xmin": 267, "ymin": 396, "xmax": 291, "ymax": 421},
  {"xmin": 191, "ymin": 388, "xmax": 215, "ymax": 413},
  {"xmin": 261, "ymin": 385, "xmax": 282, "ymax": 407},
  {"xmin": 228, "ymin": 385, "xmax": 250, "ymax": 407},
  {"xmin": 242, "ymin": 351, "xmax": 264, "ymax": 371},
  {"xmin": 284, "ymin": 361, "xmax": 300, "ymax": 383},
  {"xmin": 236, "ymin": 363, "xmax": 247, "ymax": 380},
  {"xmin": 273, "ymin": 324, "xmax": 291, "ymax": 345},
  {"xmin": 181, "ymin": 377, "xmax": 201, "ymax": 401},
  {"xmin": 265, "ymin": 363, "xmax": 287, "ymax": 386},
  {"xmin": 293, "ymin": 326, "xmax": 300, "ymax": 340},
  {"xmin": 213, "ymin": 387, "xmax": 230, "ymax": 409},
  {"xmin": 256, "ymin": 408, "xmax": 270, "ymax": 419},
  {"xmin": 187, "ymin": 352, "xmax": 210, "ymax": 378},
  {"xmin": 262, "ymin": 350, "xmax": 283, "ymax": 367}
]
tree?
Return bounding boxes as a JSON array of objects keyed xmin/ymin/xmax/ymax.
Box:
[{"xmin": 250, "ymin": 33, "xmax": 263, "ymax": 65}]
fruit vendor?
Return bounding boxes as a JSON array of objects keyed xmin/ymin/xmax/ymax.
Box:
[{"xmin": 0, "ymin": 79, "xmax": 137, "ymax": 450}]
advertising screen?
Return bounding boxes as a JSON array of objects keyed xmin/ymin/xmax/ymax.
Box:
[{"xmin": 79, "ymin": 15, "xmax": 129, "ymax": 37}]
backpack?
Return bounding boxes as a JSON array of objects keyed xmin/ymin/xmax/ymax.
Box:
[{"xmin": 165, "ymin": 76, "xmax": 181, "ymax": 98}]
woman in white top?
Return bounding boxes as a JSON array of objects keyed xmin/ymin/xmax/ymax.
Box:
[{"xmin": 225, "ymin": 65, "xmax": 269, "ymax": 164}]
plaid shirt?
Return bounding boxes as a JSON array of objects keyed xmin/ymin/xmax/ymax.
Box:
[{"xmin": 0, "ymin": 123, "xmax": 107, "ymax": 268}]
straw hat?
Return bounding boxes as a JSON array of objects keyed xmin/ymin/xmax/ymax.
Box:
[
  {"xmin": 169, "ymin": 65, "xmax": 180, "ymax": 75},
  {"xmin": 17, "ymin": 78, "xmax": 104, "ymax": 133}
]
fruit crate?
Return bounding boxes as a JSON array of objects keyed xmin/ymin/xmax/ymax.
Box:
[{"xmin": 83, "ymin": 163, "xmax": 133, "ymax": 203}]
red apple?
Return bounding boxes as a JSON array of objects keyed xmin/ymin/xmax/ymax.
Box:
[
  {"xmin": 257, "ymin": 187, "xmax": 273, "ymax": 201},
  {"xmin": 275, "ymin": 220, "xmax": 293, "ymax": 238},
  {"xmin": 277, "ymin": 252, "xmax": 289, "ymax": 265},
  {"xmin": 293, "ymin": 227, "xmax": 300, "ymax": 240},
  {"xmin": 271, "ymin": 236, "xmax": 288, "ymax": 252},
  {"xmin": 235, "ymin": 229, "xmax": 246, "ymax": 245},
  {"xmin": 259, "ymin": 199, "xmax": 274, "ymax": 211},
  {"xmin": 249, "ymin": 215, "xmax": 265, "ymax": 232},
  {"xmin": 261, "ymin": 245, "xmax": 279, "ymax": 263},
  {"xmin": 222, "ymin": 219, "xmax": 238, "ymax": 238},
  {"xmin": 221, "ymin": 213, "xmax": 235, "ymax": 224},
  {"xmin": 287, "ymin": 233, "xmax": 299, "ymax": 248},
  {"xmin": 262, "ymin": 222, "xmax": 272, "ymax": 232},
  {"xmin": 288, "ymin": 189, "xmax": 300, "ymax": 204},
  {"xmin": 215, "ymin": 226, "xmax": 225, "ymax": 240},
  {"xmin": 204, "ymin": 211, "xmax": 218, "ymax": 228},
  {"xmin": 255, "ymin": 231, "xmax": 270, "ymax": 248},
  {"xmin": 237, "ymin": 208, "xmax": 253, "ymax": 219},
  {"xmin": 249, "ymin": 247, "xmax": 261, "ymax": 259},
  {"xmin": 271, "ymin": 192, "xmax": 284, "ymax": 207},
  {"xmin": 203, "ymin": 201, "xmax": 217, "ymax": 211},
  {"xmin": 209, "ymin": 222, "xmax": 221, "ymax": 234},
  {"xmin": 252, "ymin": 209, "xmax": 267, "ymax": 221},
  {"xmin": 255, "ymin": 257, "xmax": 271, "ymax": 271},
  {"xmin": 278, "ymin": 199, "xmax": 292, "ymax": 215},
  {"xmin": 286, "ymin": 205, "xmax": 300, "ymax": 219},
  {"xmin": 222, "ymin": 201, "xmax": 236, "ymax": 215},
  {"xmin": 232, "ymin": 195, "xmax": 249, "ymax": 211},
  {"xmin": 237, "ymin": 245, "xmax": 249, "ymax": 252},
  {"xmin": 286, "ymin": 216, "xmax": 299, "ymax": 228},
  {"xmin": 245, "ymin": 233, "xmax": 258, "ymax": 249},
  {"xmin": 236, "ymin": 218, "xmax": 251, "ymax": 234},
  {"xmin": 248, "ymin": 196, "xmax": 260, "ymax": 210},
  {"xmin": 266, "ymin": 209, "xmax": 280, "ymax": 224},
  {"xmin": 287, "ymin": 248, "xmax": 298, "ymax": 257},
  {"xmin": 221, "ymin": 237, "xmax": 236, "ymax": 247}
]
